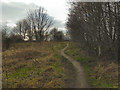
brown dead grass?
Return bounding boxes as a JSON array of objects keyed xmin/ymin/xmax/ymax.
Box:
[
  {"xmin": 94, "ymin": 60, "xmax": 118, "ymax": 87},
  {"xmin": 2, "ymin": 42, "xmax": 66, "ymax": 88}
]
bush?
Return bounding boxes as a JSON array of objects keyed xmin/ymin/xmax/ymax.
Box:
[
  {"xmin": 2, "ymin": 34, "xmax": 24, "ymax": 51},
  {"xmin": 9, "ymin": 34, "xmax": 23, "ymax": 43}
]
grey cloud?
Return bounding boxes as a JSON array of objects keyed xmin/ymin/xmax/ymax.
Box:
[
  {"xmin": 0, "ymin": 2, "xmax": 65, "ymax": 29},
  {"xmin": 53, "ymin": 20, "xmax": 65, "ymax": 28},
  {"xmin": 45, "ymin": 15, "xmax": 65, "ymax": 28},
  {"xmin": 0, "ymin": 2, "xmax": 38, "ymax": 21}
]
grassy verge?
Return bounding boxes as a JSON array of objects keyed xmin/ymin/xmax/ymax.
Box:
[
  {"xmin": 61, "ymin": 56, "xmax": 76, "ymax": 88},
  {"xmin": 2, "ymin": 42, "xmax": 69, "ymax": 88},
  {"xmin": 65, "ymin": 42, "xmax": 118, "ymax": 88},
  {"xmin": 52, "ymin": 41, "xmax": 76, "ymax": 88}
]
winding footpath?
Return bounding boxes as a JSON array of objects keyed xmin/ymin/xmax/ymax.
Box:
[{"xmin": 61, "ymin": 44, "xmax": 90, "ymax": 88}]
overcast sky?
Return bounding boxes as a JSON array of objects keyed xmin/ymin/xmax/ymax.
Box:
[{"xmin": 0, "ymin": 0, "xmax": 69, "ymax": 31}]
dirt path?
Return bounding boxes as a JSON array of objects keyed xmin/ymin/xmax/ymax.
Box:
[{"xmin": 61, "ymin": 44, "xmax": 90, "ymax": 88}]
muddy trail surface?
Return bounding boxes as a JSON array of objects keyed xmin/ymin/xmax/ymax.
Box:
[{"xmin": 61, "ymin": 44, "xmax": 90, "ymax": 88}]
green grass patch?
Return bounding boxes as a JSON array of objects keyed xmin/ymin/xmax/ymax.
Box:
[
  {"xmin": 52, "ymin": 63, "xmax": 64, "ymax": 74},
  {"xmin": 8, "ymin": 67, "xmax": 31, "ymax": 79}
]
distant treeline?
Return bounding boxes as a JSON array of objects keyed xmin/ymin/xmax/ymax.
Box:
[
  {"xmin": 2, "ymin": 7, "xmax": 69, "ymax": 51},
  {"xmin": 67, "ymin": 2, "xmax": 120, "ymax": 60}
]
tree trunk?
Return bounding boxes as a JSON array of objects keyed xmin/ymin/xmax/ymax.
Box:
[{"xmin": 98, "ymin": 45, "xmax": 101, "ymax": 57}]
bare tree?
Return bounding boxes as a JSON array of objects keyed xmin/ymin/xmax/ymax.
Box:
[
  {"xmin": 16, "ymin": 19, "xmax": 28, "ymax": 40},
  {"xmin": 27, "ymin": 7, "xmax": 53, "ymax": 41},
  {"xmin": 67, "ymin": 2, "xmax": 119, "ymax": 60},
  {"xmin": 14, "ymin": 7, "xmax": 53, "ymax": 41}
]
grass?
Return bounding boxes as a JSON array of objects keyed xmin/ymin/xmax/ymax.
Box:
[
  {"xmin": 65, "ymin": 42, "xmax": 118, "ymax": 88},
  {"xmin": 2, "ymin": 41, "xmax": 68, "ymax": 88},
  {"xmin": 3, "ymin": 41, "xmax": 117, "ymax": 88}
]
